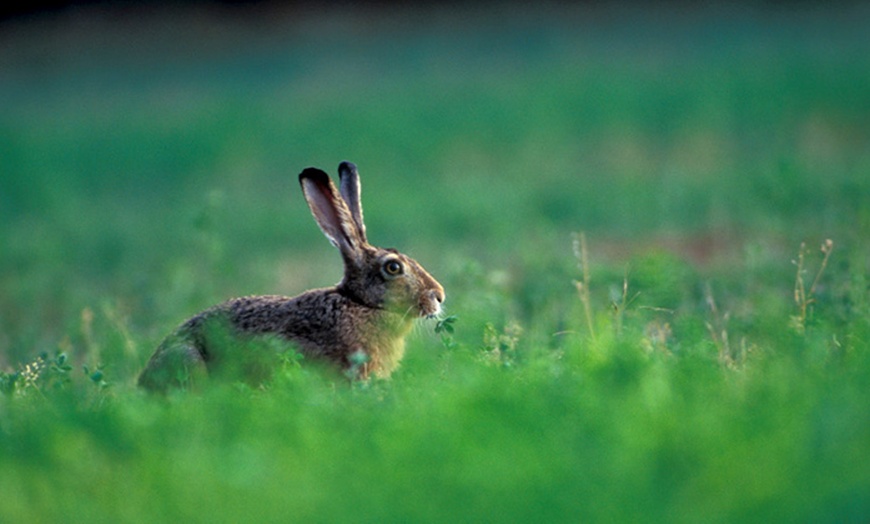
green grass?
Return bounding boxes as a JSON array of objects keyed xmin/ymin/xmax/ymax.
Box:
[{"xmin": 1, "ymin": 4, "xmax": 870, "ymax": 522}]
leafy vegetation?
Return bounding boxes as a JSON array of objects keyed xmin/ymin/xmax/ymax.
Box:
[{"xmin": 1, "ymin": 4, "xmax": 869, "ymax": 522}]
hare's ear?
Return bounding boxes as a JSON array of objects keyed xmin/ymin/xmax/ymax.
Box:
[
  {"xmin": 299, "ymin": 168, "xmax": 364, "ymax": 258},
  {"xmin": 338, "ymin": 161, "xmax": 367, "ymax": 243}
]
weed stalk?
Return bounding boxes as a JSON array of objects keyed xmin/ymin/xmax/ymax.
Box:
[
  {"xmin": 705, "ymin": 283, "xmax": 732, "ymax": 367},
  {"xmin": 791, "ymin": 239, "xmax": 834, "ymax": 334},
  {"xmin": 572, "ymin": 232, "xmax": 596, "ymax": 340}
]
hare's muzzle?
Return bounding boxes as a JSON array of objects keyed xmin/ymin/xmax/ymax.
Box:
[
  {"xmin": 432, "ymin": 287, "xmax": 445, "ymax": 305},
  {"xmin": 421, "ymin": 286, "xmax": 445, "ymax": 318}
]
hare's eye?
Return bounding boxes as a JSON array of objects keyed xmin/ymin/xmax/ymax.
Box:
[{"xmin": 383, "ymin": 259, "xmax": 403, "ymax": 277}]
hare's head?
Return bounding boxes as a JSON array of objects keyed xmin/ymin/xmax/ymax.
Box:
[{"xmin": 300, "ymin": 162, "xmax": 445, "ymax": 319}]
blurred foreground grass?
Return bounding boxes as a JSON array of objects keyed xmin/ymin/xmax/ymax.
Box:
[{"xmin": 1, "ymin": 3, "xmax": 869, "ymax": 522}]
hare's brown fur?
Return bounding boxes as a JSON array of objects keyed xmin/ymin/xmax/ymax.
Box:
[{"xmin": 138, "ymin": 162, "xmax": 444, "ymax": 392}]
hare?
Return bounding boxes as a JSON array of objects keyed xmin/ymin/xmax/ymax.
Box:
[{"xmin": 138, "ymin": 162, "xmax": 445, "ymax": 392}]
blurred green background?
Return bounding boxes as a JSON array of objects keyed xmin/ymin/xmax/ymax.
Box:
[
  {"xmin": 1, "ymin": 3, "xmax": 869, "ymax": 522},
  {"xmin": 3, "ymin": 2, "xmax": 868, "ymax": 366}
]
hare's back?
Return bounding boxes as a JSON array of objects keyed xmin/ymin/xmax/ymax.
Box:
[{"xmin": 210, "ymin": 290, "xmax": 347, "ymax": 337}]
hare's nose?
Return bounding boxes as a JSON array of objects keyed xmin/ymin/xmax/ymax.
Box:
[{"xmin": 431, "ymin": 287, "xmax": 445, "ymax": 305}]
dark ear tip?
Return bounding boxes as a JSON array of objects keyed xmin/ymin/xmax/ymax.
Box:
[
  {"xmin": 299, "ymin": 167, "xmax": 330, "ymax": 185},
  {"xmin": 338, "ymin": 161, "xmax": 357, "ymax": 174}
]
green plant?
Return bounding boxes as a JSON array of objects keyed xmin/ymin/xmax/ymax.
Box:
[{"xmin": 435, "ymin": 315, "xmax": 458, "ymax": 350}]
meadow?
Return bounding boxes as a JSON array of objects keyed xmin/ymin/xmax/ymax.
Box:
[{"xmin": 1, "ymin": 3, "xmax": 869, "ymax": 522}]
